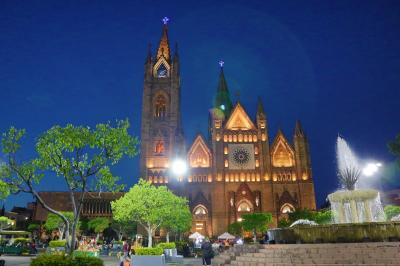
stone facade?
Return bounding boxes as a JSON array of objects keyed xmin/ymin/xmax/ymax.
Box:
[{"xmin": 141, "ymin": 23, "xmax": 316, "ymax": 237}]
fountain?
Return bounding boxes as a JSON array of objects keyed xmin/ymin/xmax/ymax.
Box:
[
  {"xmin": 328, "ymin": 136, "xmax": 385, "ymax": 223},
  {"xmin": 268, "ymin": 136, "xmax": 400, "ymax": 244}
]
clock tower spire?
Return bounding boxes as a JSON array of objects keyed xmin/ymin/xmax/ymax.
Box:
[{"xmin": 140, "ymin": 18, "xmax": 184, "ymax": 182}]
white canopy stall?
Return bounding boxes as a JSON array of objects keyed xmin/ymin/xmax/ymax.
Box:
[{"xmin": 217, "ymin": 232, "xmax": 235, "ymax": 240}]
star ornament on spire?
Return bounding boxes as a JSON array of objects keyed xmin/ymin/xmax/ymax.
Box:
[
  {"xmin": 162, "ymin": 17, "xmax": 170, "ymax": 25},
  {"xmin": 219, "ymin": 60, "xmax": 224, "ymax": 68}
]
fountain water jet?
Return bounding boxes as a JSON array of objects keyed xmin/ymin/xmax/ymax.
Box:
[{"xmin": 328, "ymin": 136, "xmax": 385, "ymax": 223}]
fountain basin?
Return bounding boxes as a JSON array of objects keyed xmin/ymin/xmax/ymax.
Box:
[
  {"xmin": 268, "ymin": 222, "xmax": 400, "ymax": 244},
  {"xmin": 328, "ymin": 189, "xmax": 385, "ymax": 223}
]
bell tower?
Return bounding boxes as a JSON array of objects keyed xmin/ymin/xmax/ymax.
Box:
[{"xmin": 140, "ymin": 17, "xmax": 184, "ymax": 182}]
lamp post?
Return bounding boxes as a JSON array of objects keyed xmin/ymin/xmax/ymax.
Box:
[{"xmin": 171, "ymin": 158, "xmax": 188, "ymax": 181}]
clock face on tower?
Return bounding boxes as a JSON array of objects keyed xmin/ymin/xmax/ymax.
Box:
[{"xmin": 228, "ymin": 144, "xmax": 255, "ymax": 169}]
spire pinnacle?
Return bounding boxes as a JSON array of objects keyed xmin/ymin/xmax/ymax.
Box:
[
  {"xmin": 214, "ymin": 61, "xmax": 233, "ymax": 117},
  {"xmin": 173, "ymin": 42, "xmax": 179, "ymax": 59},
  {"xmin": 295, "ymin": 120, "xmax": 305, "ymax": 136},
  {"xmin": 146, "ymin": 43, "xmax": 152, "ymax": 63},
  {"xmin": 257, "ymin": 97, "xmax": 265, "ymax": 116},
  {"xmin": 157, "ymin": 17, "xmax": 171, "ymax": 61}
]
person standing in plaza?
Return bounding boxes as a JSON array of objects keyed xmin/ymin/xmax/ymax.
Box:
[{"xmin": 201, "ymin": 238, "xmax": 214, "ymax": 266}]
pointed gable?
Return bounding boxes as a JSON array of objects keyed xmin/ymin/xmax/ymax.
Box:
[
  {"xmin": 188, "ymin": 135, "xmax": 212, "ymax": 168},
  {"xmin": 225, "ymin": 103, "xmax": 256, "ymax": 131},
  {"xmin": 271, "ymin": 130, "xmax": 295, "ymax": 167}
]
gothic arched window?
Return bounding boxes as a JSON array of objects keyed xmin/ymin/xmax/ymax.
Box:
[
  {"xmin": 157, "ymin": 63, "xmax": 168, "ymax": 78},
  {"xmin": 155, "ymin": 95, "xmax": 167, "ymax": 118},
  {"xmin": 154, "ymin": 140, "xmax": 165, "ymax": 154},
  {"xmin": 237, "ymin": 201, "xmax": 252, "ymax": 212},
  {"xmin": 280, "ymin": 203, "xmax": 295, "ymax": 214},
  {"xmin": 193, "ymin": 205, "xmax": 208, "ymax": 219}
]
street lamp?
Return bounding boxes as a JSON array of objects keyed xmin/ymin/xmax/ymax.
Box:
[
  {"xmin": 362, "ymin": 162, "xmax": 382, "ymax": 177},
  {"xmin": 171, "ymin": 158, "xmax": 188, "ymax": 177}
]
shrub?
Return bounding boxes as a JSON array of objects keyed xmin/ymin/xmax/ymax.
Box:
[
  {"xmin": 30, "ymin": 254, "xmax": 103, "ymax": 266},
  {"xmin": 30, "ymin": 254, "xmax": 73, "ymax": 266},
  {"xmin": 73, "ymin": 250, "xmax": 99, "ymax": 257},
  {"xmin": 73, "ymin": 256, "xmax": 103, "ymax": 265},
  {"xmin": 49, "ymin": 240, "xmax": 67, "ymax": 247},
  {"xmin": 135, "ymin": 247, "xmax": 163, "ymax": 256},
  {"xmin": 157, "ymin": 242, "xmax": 176, "ymax": 249},
  {"xmin": 278, "ymin": 218, "xmax": 291, "ymax": 228},
  {"xmin": 384, "ymin": 205, "xmax": 400, "ymax": 220}
]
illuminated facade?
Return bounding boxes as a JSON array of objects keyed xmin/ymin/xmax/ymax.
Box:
[{"xmin": 140, "ymin": 22, "xmax": 316, "ymax": 236}]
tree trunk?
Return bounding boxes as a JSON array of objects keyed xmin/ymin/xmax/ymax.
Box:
[
  {"xmin": 253, "ymin": 229, "xmax": 257, "ymax": 244},
  {"xmin": 69, "ymin": 215, "xmax": 81, "ymax": 255},
  {"xmin": 146, "ymin": 227, "xmax": 153, "ymax": 247},
  {"xmin": 32, "ymin": 191, "xmax": 71, "ymax": 251},
  {"xmin": 166, "ymin": 231, "xmax": 170, "ymax": 243},
  {"xmin": 59, "ymin": 229, "xmax": 64, "ymax": 240},
  {"xmin": 96, "ymin": 233, "xmax": 100, "ymax": 243}
]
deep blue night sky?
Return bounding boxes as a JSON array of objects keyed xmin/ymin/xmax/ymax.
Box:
[{"xmin": 1, "ymin": 0, "xmax": 400, "ymax": 210}]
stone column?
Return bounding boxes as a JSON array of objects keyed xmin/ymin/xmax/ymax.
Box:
[
  {"xmin": 364, "ymin": 200, "xmax": 372, "ymax": 222},
  {"xmin": 350, "ymin": 200, "xmax": 358, "ymax": 223}
]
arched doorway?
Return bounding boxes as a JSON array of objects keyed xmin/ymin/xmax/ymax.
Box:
[{"xmin": 192, "ymin": 205, "xmax": 208, "ymax": 236}]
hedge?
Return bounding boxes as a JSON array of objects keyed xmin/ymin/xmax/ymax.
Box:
[
  {"xmin": 135, "ymin": 247, "xmax": 163, "ymax": 256},
  {"xmin": 157, "ymin": 242, "xmax": 176, "ymax": 249},
  {"xmin": 14, "ymin": 238, "xmax": 31, "ymax": 244},
  {"xmin": 73, "ymin": 250, "xmax": 99, "ymax": 258},
  {"xmin": 30, "ymin": 254, "xmax": 103, "ymax": 266},
  {"xmin": 49, "ymin": 240, "xmax": 67, "ymax": 247}
]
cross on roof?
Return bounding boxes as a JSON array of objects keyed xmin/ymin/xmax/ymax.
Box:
[
  {"xmin": 162, "ymin": 17, "xmax": 170, "ymax": 25},
  {"xmin": 219, "ymin": 60, "xmax": 224, "ymax": 68}
]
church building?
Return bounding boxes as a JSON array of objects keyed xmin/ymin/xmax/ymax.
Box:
[{"xmin": 140, "ymin": 20, "xmax": 316, "ymax": 236}]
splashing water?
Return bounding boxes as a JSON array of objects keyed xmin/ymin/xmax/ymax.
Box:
[
  {"xmin": 336, "ymin": 136, "xmax": 361, "ymax": 190},
  {"xmin": 337, "ymin": 136, "xmax": 359, "ymax": 177}
]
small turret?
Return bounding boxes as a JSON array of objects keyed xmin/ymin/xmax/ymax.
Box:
[{"xmin": 293, "ymin": 120, "xmax": 312, "ymax": 180}]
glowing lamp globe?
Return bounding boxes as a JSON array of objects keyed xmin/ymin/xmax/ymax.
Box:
[
  {"xmin": 171, "ymin": 159, "xmax": 188, "ymax": 176},
  {"xmin": 362, "ymin": 162, "xmax": 382, "ymax": 177},
  {"xmin": 220, "ymin": 104, "xmax": 225, "ymax": 110}
]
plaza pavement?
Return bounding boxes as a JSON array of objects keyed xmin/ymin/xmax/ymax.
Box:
[{"xmin": 0, "ymin": 255, "xmax": 203, "ymax": 266}]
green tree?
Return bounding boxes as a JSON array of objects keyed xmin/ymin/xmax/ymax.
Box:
[
  {"xmin": 88, "ymin": 217, "xmax": 110, "ymax": 242},
  {"xmin": 44, "ymin": 212, "xmax": 74, "ymax": 240},
  {"xmin": 388, "ymin": 134, "xmax": 400, "ymax": 165},
  {"xmin": 227, "ymin": 222, "xmax": 243, "ymax": 236},
  {"xmin": 241, "ymin": 213, "xmax": 272, "ymax": 243},
  {"xmin": 112, "ymin": 180, "xmax": 189, "ymax": 247},
  {"xmin": 384, "ymin": 205, "xmax": 400, "ymax": 220},
  {"xmin": 110, "ymin": 219, "xmax": 137, "ymax": 241},
  {"xmin": 0, "ymin": 216, "xmax": 14, "ymax": 231},
  {"xmin": 27, "ymin": 222, "xmax": 41, "ymax": 240},
  {"xmin": 27, "ymin": 223, "xmax": 40, "ymax": 232},
  {"xmin": 162, "ymin": 200, "xmax": 192, "ymax": 242},
  {"xmin": 0, "ymin": 121, "xmax": 138, "ymax": 254}
]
